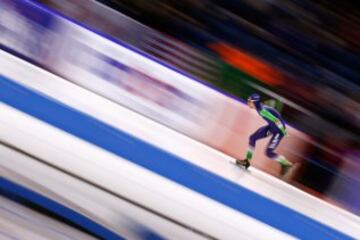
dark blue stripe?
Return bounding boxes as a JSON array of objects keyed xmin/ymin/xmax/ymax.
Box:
[
  {"xmin": 0, "ymin": 177, "xmax": 124, "ymax": 240},
  {"xmin": 0, "ymin": 76, "xmax": 353, "ymax": 240}
]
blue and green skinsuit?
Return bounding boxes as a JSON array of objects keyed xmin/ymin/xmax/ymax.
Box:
[{"xmin": 246, "ymin": 101, "xmax": 288, "ymax": 163}]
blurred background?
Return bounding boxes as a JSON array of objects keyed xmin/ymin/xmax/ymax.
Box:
[
  {"xmin": 0, "ymin": 0, "xmax": 359, "ymax": 239},
  {"xmin": 38, "ymin": 0, "xmax": 360, "ymax": 213}
]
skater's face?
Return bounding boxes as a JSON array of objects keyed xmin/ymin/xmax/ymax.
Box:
[{"xmin": 248, "ymin": 100, "xmax": 255, "ymax": 109}]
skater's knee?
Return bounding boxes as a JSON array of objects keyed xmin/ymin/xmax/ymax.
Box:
[{"xmin": 265, "ymin": 148, "xmax": 276, "ymax": 158}]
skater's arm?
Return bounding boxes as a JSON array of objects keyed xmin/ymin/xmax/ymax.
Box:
[{"xmin": 260, "ymin": 109, "xmax": 279, "ymax": 122}]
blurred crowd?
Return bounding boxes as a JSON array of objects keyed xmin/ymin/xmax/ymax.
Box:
[
  {"xmin": 97, "ymin": 0, "xmax": 360, "ymax": 135},
  {"xmin": 38, "ymin": 0, "xmax": 360, "ymax": 138},
  {"xmin": 36, "ymin": 0, "xmax": 359, "ymax": 213}
]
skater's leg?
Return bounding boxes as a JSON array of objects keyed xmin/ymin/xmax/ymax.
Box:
[
  {"xmin": 265, "ymin": 132, "xmax": 283, "ymax": 159},
  {"xmin": 265, "ymin": 132, "xmax": 292, "ymax": 174},
  {"xmin": 246, "ymin": 126, "xmax": 271, "ymax": 160},
  {"xmin": 237, "ymin": 126, "xmax": 270, "ymax": 168}
]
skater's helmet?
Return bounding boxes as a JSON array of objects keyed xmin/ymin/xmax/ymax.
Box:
[
  {"xmin": 248, "ymin": 93, "xmax": 261, "ymax": 102},
  {"xmin": 247, "ymin": 93, "xmax": 261, "ymax": 109}
]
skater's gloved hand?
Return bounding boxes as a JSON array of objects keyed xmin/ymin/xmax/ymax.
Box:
[{"xmin": 282, "ymin": 128, "xmax": 289, "ymax": 137}]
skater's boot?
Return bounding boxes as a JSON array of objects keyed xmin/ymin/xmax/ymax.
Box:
[
  {"xmin": 236, "ymin": 159, "xmax": 250, "ymax": 169},
  {"xmin": 279, "ymin": 158, "xmax": 293, "ymax": 176}
]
